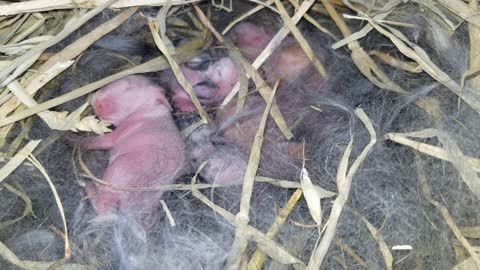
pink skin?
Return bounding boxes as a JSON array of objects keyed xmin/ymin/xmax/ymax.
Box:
[
  {"xmin": 182, "ymin": 22, "xmax": 328, "ymax": 183},
  {"xmin": 229, "ymin": 21, "xmax": 275, "ymax": 61},
  {"xmin": 230, "ymin": 22, "xmax": 324, "ymax": 88},
  {"xmin": 188, "ymin": 126, "xmax": 247, "ymax": 184},
  {"xmin": 163, "ymin": 57, "xmax": 238, "ymax": 112},
  {"xmin": 217, "ymin": 95, "xmax": 302, "ymax": 158},
  {"xmin": 210, "ymin": 95, "xmax": 302, "ymax": 179},
  {"xmin": 84, "ymin": 75, "xmax": 185, "ymax": 215},
  {"xmin": 201, "ymin": 150, "xmax": 247, "ymax": 184},
  {"xmin": 169, "ymin": 22, "xmax": 327, "ymax": 183},
  {"xmin": 264, "ymin": 43, "xmax": 320, "ymax": 85},
  {"xmin": 187, "ymin": 94, "xmax": 306, "ymax": 184},
  {"xmin": 91, "ymin": 75, "xmax": 172, "ymax": 125},
  {"xmin": 163, "ymin": 22, "xmax": 324, "ymax": 113}
]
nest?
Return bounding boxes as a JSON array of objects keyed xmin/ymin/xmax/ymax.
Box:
[{"xmin": 0, "ymin": 0, "xmax": 479, "ymax": 269}]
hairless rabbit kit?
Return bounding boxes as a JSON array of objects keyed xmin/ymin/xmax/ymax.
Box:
[{"xmin": 0, "ymin": 1, "xmax": 479, "ymax": 269}]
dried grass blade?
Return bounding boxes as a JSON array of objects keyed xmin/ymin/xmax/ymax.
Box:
[
  {"xmin": 0, "ymin": 13, "xmax": 28, "ymax": 45},
  {"xmin": 322, "ymin": 0, "xmax": 405, "ymax": 94},
  {"xmin": 307, "ymin": 126, "xmax": 353, "ymax": 270},
  {"xmin": 412, "ymin": 0, "xmax": 457, "ymax": 30},
  {"xmin": 9, "ymin": 13, "xmax": 46, "ymax": 44},
  {"xmin": 369, "ymin": 20, "xmax": 480, "ymax": 113},
  {"xmin": 251, "ymin": 0, "xmax": 314, "ymax": 70},
  {"xmin": 160, "ymin": 200, "xmax": 176, "ymax": 227},
  {"xmin": 386, "ymin": 128, "xmax": 480, "ymax": 199},
  {"xmin": 206, "ymin": 11, "xmax": 250, "ymax": 114},
  {"xmin": 247, "ymin": 188, "xmax": 303, "ymax": 269},
  {"xmin": 384, "ymin": 132, "xmax": 480, "ymax": 173},
  {"xmin": 0, "ymin": 140, "xmax": 40, "ymax": 184},
  {"xmin": 308, "ymin": 108, "xmax": 376, "ymax": 269},
  {"xmin": 287, "ymin": 0, "xmax": 337, "ymax": 40},
  {"xmin": 0, "ymin": 0, "xmax": 202, "ymax": 16},
  {"xmin": 222, "ymin": 0, "xmax": 275, "ymax": 35},
  {"xmin": 4, "ymin": 51, "xmax": 42, "ymax": 89},
  {"xmin": 192, "ymin": 6, "xmax": 293, "ymax": 139},
  {"xmin": 437, "ymin": 132, "xmax": 480, "ymax": 200},
  {"xmin": 416, "ymin": 155, "xmax": 480, "ymax": 268},
  {"xmin": 190, "ymin": 163, "xmax": 303, "ymax": 266},
  {"xmin": 274, "ymin": 0, "xmax": 327, "ymax": 77},
  {"xmin": 0, "ymin": 14, "xmax": 22, "ymax": 31},
  {"xmin": 369, "ymin": 50, "xmax": 422, "ymax": 73},
  {"xmin": 22, "ymin": 7, "xmax": 137, "ymax": 95},
  {"xmin": 72, "ymin": 115, "xmax": 112, "ymax": 134},
  {"xmin": 221, "ymin": 0, "xmax": 315, "ymax": 106},
  {"xmin": 227, "ymin": 81, "xmax": 279, "ymax": 269},
  {"xmin": 435, "ymin": 0, "xmax": 480, "ymax": 29},
  {"xmin": 0, "ymin": 183, "xmax": 33, "ymax": 230},
  {"xmin": 2, "ymin": 36, "xmax": 44, "ymax": 54},
  {"xmin": 27, "ymin": 154, "xmax": 70, "ymax": 259},
  {"xmin": 0, "ymin": 6, "xmax": 136, "ymax": 129},
  {"xmin": 238, "ymin": 58, "xmax": 293, "ymax": 139},
  {"xmin": 335, "ymin": 238, "xmax": 368, "ymax": 269},
  {"xmin": 331, "ymin": 0, "xmax": 402, "ymax": 49},
  {"xmin": 188, "ymin": 9, "xmax": 206, "ymax": 33},
  {"xmin": 356, "ymin": 212, "xmax": 393, "ymax": 270},
  {"xmin": 467, "ymin": 0, "xmax": 480, "ymax": 88},
  {"xmin": 231, "ymin": 54, "xmax": 248, "ymax": 114},
  {"xmin": 0, "ymin": 0, "xmax": 116, "ymax": 87},
  {"xmin": 157, "ymin": 6, "xmax": 175, "ymax": 53},
  {"xmin": 193, "ymin": 188, "xmax": 303, "ymax": 265},
  {"xmin": 0, "ymin": 49, "xmax": 198, "ymax": 127},
  {"xmin": 0, "ymin": 240, "xmax": 56, "ymax": 270},
  {"xmin": 7, "ymin": 80, "xmax": 90, "ymax": 131}
]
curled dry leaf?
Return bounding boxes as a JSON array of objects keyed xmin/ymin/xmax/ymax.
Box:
[
  {"xmin": 71, "ymin": 115, "xmax": 112, "ymax": 135},
  {"xmin": 300, "ymin": 168, "xmax": 322, "ymax": 226}
]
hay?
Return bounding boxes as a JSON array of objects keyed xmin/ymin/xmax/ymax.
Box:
[{"xmin": 0, "ymin": 0, "xmax": 479, "ymax": 269}]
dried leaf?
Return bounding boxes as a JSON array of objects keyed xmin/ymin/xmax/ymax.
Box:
[
  {"xmin": 255, "ymin": 176, "xmax": 336, "ymax": 198},
  {"xmin": 300, "ymin": 168, "xmax": 322, "ymax": 225},
  {"xmin": 71, "ymin": 115, "xmax": 111, "ymax": 134}
]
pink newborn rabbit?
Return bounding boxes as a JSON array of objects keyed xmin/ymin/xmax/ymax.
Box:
[{"xmin": 84, "ymin": 75, "xmax": 185, "ymax": 215}]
